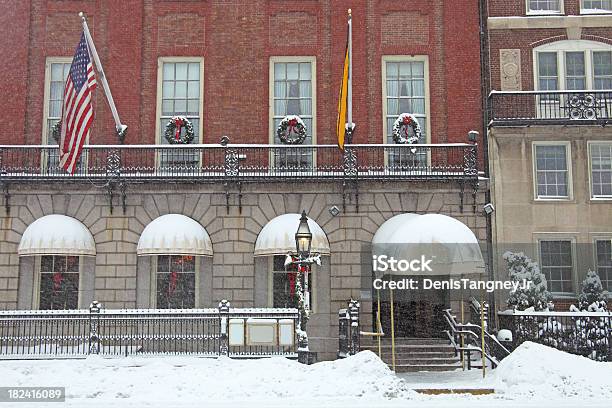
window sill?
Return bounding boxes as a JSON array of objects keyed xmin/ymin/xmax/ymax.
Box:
[
  {"xmin": 533, "ymin": 197, "xmax": 573, "ymax": 202},
  {"xmin": 526, "ymin": 10, "xmax": 563, "ymax": 16},
  {"xmin": 580, "ymin": 9, "xmax": 612, "ymax": 15},
  {"xmin": 591, "ymin": 196, "xmax": 612, "ymax": 201}
]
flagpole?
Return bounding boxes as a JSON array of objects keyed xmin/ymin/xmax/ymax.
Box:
[
  {"xmin": 79, "ymin": 12, "xmax": 127, "ymax": 142},
  {"xmin": 347, "ymin": 9, "xmax": 353, "ymax": 131}
]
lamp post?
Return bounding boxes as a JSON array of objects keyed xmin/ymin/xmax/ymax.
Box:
[{"xmin": 295, "ymin": 210, "xmax": 313, "ymax": 364}]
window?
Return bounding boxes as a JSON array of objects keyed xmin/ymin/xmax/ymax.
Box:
[
  {"xmin": 528, "ymin": 0, "xmax": 562, "ymax": 14},
  {"xmin": 535, "ymin": 41, "xmax": 612, "ymax": 91},
  {"xmin": 156, "ymin": 58, "xmax": 203, "ymax": 167},
  {"xmin": 271, "ymin": 255, "xmax": 312, "ymax": 309},
  {"xmin": 589, "ymin": 143, "xmax": 612, "ymax": 198},
  {"xmin": 155, "ymin": 255, "xmax": 196, "ymax": 309},
  {"xmin": 39, "ymin": 255, "xmax": 79, "ymax": 310},
  {"xmin": 539, "ymin": 240, "xmax": 574, "ymax": 293},
  {"xmin": 533, "ymin": 143, "xmax": 571, "ymax": 199},
  {"xmin": 270, "ymin": 57, "xmax": 316, "ymax": 169},
  {"xmin": 595, "ymin": 240, "xmax": 612, "ymax": 291},
  {"xmin": 43, "ymin": 59, "xmax": 72, "ymax": 171},
  {"xmin": 383, "ymin": 57, "xmax": 429, "ymax": 166},
  {"xmin": 581, "ymin": 0, "xmax": 612, "ymax": 13}
]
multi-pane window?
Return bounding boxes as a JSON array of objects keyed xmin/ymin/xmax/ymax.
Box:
[
  {"xmin": 158, "ymin": 59, "xmax": 202, "ymax": 166},
  {"xmin": 156, "ymin": 255, "xmax": 196, "ymax": 309},
  {"xmin": 539, "ymin": 240, "xmax": 574, "ymax": 293},
  {"xmin": 582, "ymin": 0, "xmax": 612, "ymax": 12},
  {"xmin": 39, "ymin": 255, "xmax": 79, "ymax": 310},
  {"xmin": 595, "ymin": 240, "xmax": 612, "ymax": 292},
  {"xmin": 271, "ymin": 59, "xmax": 314, "ymax": 168},
  {"xmin": 384, "ymin": 59, "xmax": 428, "ymax": 165},
  {"xmin": 272, "ymin": 255, "xmax": 312, "ymax": 309},
  {"xmin": 590, "ymin": 143, "xmax": 612, "ymax": 197},
  {"xmin": 593, "ymin": 51, "xmax": 612, "ymax": 89},
  {"xmin": 528, "ymin": 0, "xmax": 561, "ymax": 13},
  {"xmin": 44, "ymin": 61, "xmax": 71, "ymax": 170},
  {"xmin": 534, "ymin": 144, "xmax": 570, "ymax": 199},
  {"xmin": 565, "ymin": 52, "xmax": 586, "ymax": 90}
]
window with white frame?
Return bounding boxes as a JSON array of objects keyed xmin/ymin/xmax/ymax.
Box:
[
  {"xmin": 157, "ymin": 59, "xmax": 203, "ymax": 166},
  {"xmin": 43, "ymin": 59, "xmax": 71, "ymax": 170},
  {"xmin": 535, "ymin": 41, "xmax": 612, "ymax": 91},
  {"xmin": 528, "ymin": 0, "xmax": 562, "ymax": 13},
  {"xmin": 39, "ymin": 255, "xmax": 80, "ymax": 310},
  {"xmin": 155, "ymin": 255, "xmax": 196, "ymax": 309},
  {"xmin": 533, "ymin": 143, "xmax": 571, "ymax": 199},
  {"xmin": 539, "ymin": 240, "xmax": 574, "ymax": 293},
  {"xmin": 271, "ymin": 58, "xmax": 315, "ymax": 169},
  {"xmin": 595, "ymin": 239, "xmax": 612, "ymax": 291},
  {"xmin": 589, "ymin": 143, "xmax": 612, "ymax": 197},
  {"xmin": 383, "ymin": 57, "xmax": 429, "ymax": 166},
  {"xmin": 581, "ymin": 0, "xmax": 612, "ymax": 13},
  {"xmin": 271, "ymin": 255, "xmax": 313, "ymax": 309}
]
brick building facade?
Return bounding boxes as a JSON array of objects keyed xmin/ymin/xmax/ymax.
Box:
[{"xmin": 0, "ymin": 0, "xmax": 489, "ymax": 361}]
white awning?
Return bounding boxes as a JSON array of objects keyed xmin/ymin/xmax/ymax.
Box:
[
  {"xmin": 254, "ymin": 213, "xmax": 330, "ymax": 257},
  {"xmin": 137, "ymin": 214, "xmax": 213, "ymax": 256},
  {"xmin": 372, "ymin": 213, "xmax": 484, "ymax": 276},
  {"xmin": 18, "ymin": 215, "xmax": 96, "ymax": 257}
]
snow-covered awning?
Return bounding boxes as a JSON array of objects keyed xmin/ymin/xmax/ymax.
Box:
[
  {"xmin": 254, "ymin": 213, "xmax": 330, "ymax": 257},
  {"xmin": 372, "ymin": 213, "xmax": 484, "ymax": 276},
  {"xmin": 137, "ymin": 214, "xmax": 213, "ymax": 256},
  {"xmin": 18, "ymin": 215, "xmax": 96, "ymax": 257}
]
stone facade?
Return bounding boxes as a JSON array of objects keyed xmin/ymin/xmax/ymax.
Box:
[{"xmin": 0, "ymin": 180, "xmax": 488, "ymax": 360}]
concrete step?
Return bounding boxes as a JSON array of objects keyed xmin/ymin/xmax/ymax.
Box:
[
  {"xmin": 361, "ymin": 337, "xmax": 449, "ymax": 346},
  {"xmin": 394, "ymin": 363, "xmax": 462, "ymax": 373},
  {"xmin": 392, "ymin": 357, "xmax": 460, "ymax": 365},
  {"xmin": 361, "ymin": 344, "xmax": 455, "ymax": 353}
]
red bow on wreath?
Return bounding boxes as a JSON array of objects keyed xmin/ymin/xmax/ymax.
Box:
[
  {"xmin": 402, "ymin": 116, "xmax": 413, "ymax": 136},
  {"xmin": 287, "ymin": 118, "xmax": 299, "ymax": 135},
  {"xmin": 173, "ymin": 118, "xmax": 184, "ymax": 142},
  {"xmin": 168, "ymin": 271, "xmax": 179, "ymax": 296},
  {"xmin": 52, "ymin": 272, "xmax": 63, "ymax": 292}
]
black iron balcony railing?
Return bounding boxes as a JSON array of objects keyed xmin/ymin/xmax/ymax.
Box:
[
  {"xmin": 0, "ymin": 143, "xmax": 478, "ymax": 183},
  {"xmin": 489, "ymin": 90, "xmax": 612, "ymax": 126}
]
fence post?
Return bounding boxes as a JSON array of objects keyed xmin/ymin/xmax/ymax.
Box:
[
  {"xmin": 337, "ymin": 308, "xmax": 349, "ymax": 358},
  {"xmin": 218, "ymin": 299, "xmax": 230, "ymax": 356},
  {"xmin": 88, "ymin": 301, "xmax": 102, "ymax": 355},
  {"xmin": 348, "ymin": 299, "xmax": 360, "ymax": 355}
]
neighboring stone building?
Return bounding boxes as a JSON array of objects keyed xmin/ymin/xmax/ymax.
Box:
[
  {"xmin": 486, "ymin": 0, "xmax": 612, "ymax": 311},
  {"xmin": 0, "ymin": 0, "xmax": 487, "ymax": 361}
]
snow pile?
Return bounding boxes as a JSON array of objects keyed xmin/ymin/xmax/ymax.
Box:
[
  {"xmin": 0, "ymin": 351, "xmax": 414, "ymax": 404},
  {"xmin": 493, "ymin": 341, "xmax": 612, "ymax": 400}
]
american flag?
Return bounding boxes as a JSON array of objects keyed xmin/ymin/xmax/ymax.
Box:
[{"xmin": 59, "ymin": 32, "xmax": 97, "ymax": 174}]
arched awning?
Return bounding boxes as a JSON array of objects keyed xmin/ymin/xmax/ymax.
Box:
[
  {"xmin": 18, "ymin": 215, "xmax": 96, "ymax": 256},
  {"xmin": 137, "ymin": 214, "xmax": 213, "ymax": 256},
  {"xmin": 372, "ymin": 213, "xmax": 484, "ymax": 276},
  {"xmin": 254, "ymin": 213, "xmax": 330, "ymax": 257}
]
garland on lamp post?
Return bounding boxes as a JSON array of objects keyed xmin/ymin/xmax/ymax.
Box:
[{"xmin": 164, "ymin": 116, "xmax": 195, "ymax": 144}]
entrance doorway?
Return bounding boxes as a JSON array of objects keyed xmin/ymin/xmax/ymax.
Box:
[{"xmin": 377, "ymin": 300, "xmax": 447, "ymax": 338}]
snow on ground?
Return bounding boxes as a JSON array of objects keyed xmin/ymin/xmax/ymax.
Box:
[{"xmin": 2, "ymin": 343, "xmax": 612, "ymax": 408}]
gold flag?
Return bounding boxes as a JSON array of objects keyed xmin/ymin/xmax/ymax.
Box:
[{"xmin": 336, "ymin": 26, "xmax": 350, "ymax": 150}]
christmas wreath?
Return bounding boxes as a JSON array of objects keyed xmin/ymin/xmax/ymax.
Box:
[
  {"xmin": 276, "ymin": 115, "xmax": 307, "ymax": 145},
  {"xmin": 164, "ymin": 116, "xmax": 195, "ymax": 144},
  {"xmin": 392, "ymin": 113, "xmax": 421, "ymax": 145}
]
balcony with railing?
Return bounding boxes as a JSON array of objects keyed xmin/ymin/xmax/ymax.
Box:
[
  {"xmin": 489, "ymin": 90, "xmax": 612, "ymax": 126},
  {"xmin": 0, "ymin": 143, "xmax": 479, "ymax": 183}
]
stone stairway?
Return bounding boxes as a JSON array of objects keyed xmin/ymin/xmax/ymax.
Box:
[{"xmin": 360, "ymin": 337, "xmax": 464, "ymax": 373}]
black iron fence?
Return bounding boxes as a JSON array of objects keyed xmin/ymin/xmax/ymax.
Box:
[
  {"xmin": 0, "ymin": 143, "xmax": 478, "ymax": 183},
  {"xmin": 489, "ymin": 90, "xmax": 612, "ymax": 126},
  {"xmin": 498, "ymin": 310, "xmax": 612, "ymax": 362},
  {"xmin": 337, "ymin": 300, "xmax": 360, "ymax": 358},
  {"xmin": 0, "ymin": 300, "xmax": 298, "ymax": 359}
]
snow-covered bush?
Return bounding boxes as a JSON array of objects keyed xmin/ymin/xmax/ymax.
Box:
[
  {"xmin": 503, "ymin": 251, "xmax": 552, "ymax": 311},
  {"xmin": 570, "ymin": 270, "xmax": 610, "ymax": 361}
]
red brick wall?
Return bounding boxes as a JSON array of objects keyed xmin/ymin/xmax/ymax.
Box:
[{"xmin": 1, "ymin": 0, "xmax": 483, "ymax": 147}]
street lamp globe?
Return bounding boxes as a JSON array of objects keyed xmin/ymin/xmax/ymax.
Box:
[{"xmin": 295, "ymin": 210, "xmax": 312, "ymax": 259}]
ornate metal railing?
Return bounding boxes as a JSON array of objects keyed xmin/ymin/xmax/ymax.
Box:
[
  {"xmin": 0, "ymin": 143, "xmax": 478, "ymax": 183},
  {"xmin": 489, "ymin": 90, "xmax": 612, "ymax": 126},
  {"xmin": 0, "ymin": 300, "xmax": 298, "ymax": 359},
  {"xmin": 498, "ymin": 310, "xmax": 612, "ymax": 361}
]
